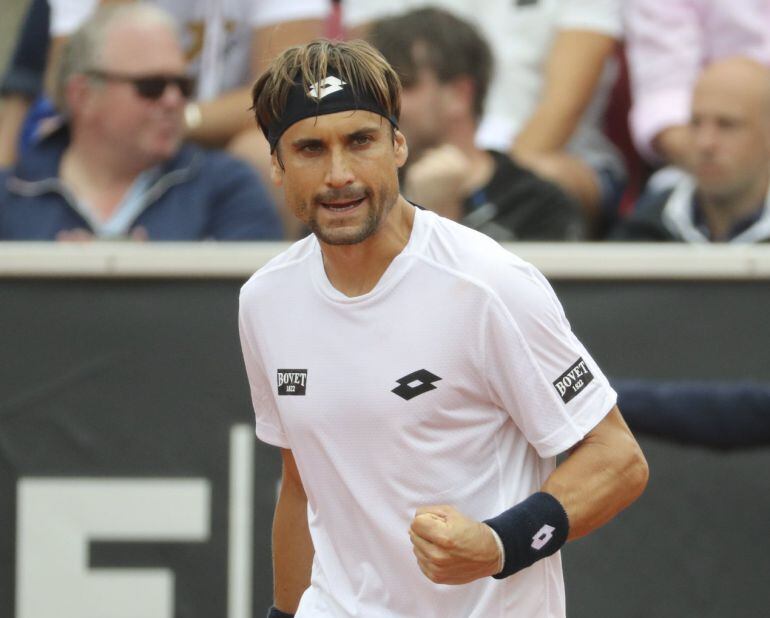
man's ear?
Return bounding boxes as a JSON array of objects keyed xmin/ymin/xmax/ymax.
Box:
[
  {"xmin": 66, "ymin": 74, "xmax": 91, "ymax": 114},
  {"xmin": 270, "ymin": 150, "xmax": 284, "ymax": 186},
  {"xmin": 393, "ymin": 128, "xmax": 409, "ymax": 168}
]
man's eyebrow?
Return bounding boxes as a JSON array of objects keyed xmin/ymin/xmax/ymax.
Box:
[
  {"xmin": 290, "ymin": 125, "xmax": 384, "ymax": 148},
  {"xmin": 348, "ymin": 126, "xmax": 382, "ymax": 138},
  {"xmin": 291, "ymin": 137, "xmax": 324, "ymax": 148}
]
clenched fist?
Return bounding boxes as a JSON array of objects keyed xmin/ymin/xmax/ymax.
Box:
[
  {"xmin": 409, "ymin": 505, "xmax": 501, "ymax": 585},
  {"xmin": 403, "ymin": 145, "xmax": 470, "ymax": 221}
]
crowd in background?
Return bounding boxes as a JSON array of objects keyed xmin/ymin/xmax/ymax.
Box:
[
  {"xmin": 0, "ymin": 2, "xmax": 767, "ymax": 456},
  {"xmin": 0, "ymin": 0, "xmax": 768, "ymax": 243}
]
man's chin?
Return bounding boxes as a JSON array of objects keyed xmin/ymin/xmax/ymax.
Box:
[
  {"xmin": 695, "ymin": 173, "xmax": 728, "ymax": 192},
  {"xmin": 313, "ymin": 225, "xmax": 373, "ymax": 246},
  {"xmin": 145, "ymin": 141, "xmax": 182, "ymax": 165},
  {"xmin": 311, "ymin": 216, "xmax": 380, "ymax": 246}
]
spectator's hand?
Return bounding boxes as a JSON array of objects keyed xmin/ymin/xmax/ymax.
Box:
[
  {"xmin": 653, "ymin": 126, "xmax": 696, "ymax": 172},
  {"xmin": 55, "ymin": 227, "xmax": 148, "ymax": 242},
  {"xmin": 409, "ymin": 505, "xmax": 500, "ymax": 585},
  {"xmin": 403, "ymin": 145, "xmax": 470, "ymax": 221},
  {"xmin": 56, "ymin": 229, "xmax": 96, "ymax": 242}
]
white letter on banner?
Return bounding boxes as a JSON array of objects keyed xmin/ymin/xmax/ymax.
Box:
[{"xmin": 16, "ymin": 478, "xmax": 210, "ymax": 618}]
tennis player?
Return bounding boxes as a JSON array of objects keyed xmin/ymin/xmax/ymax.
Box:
[{"xmin": 239, "ymin": 39, "xmax": 648, "ymax": 618}]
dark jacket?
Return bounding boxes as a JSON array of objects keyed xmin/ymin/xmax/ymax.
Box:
[
  {"xmin": 0, "ymin": 126, "xmax": 283, "ymax": 240},
  {"xmin": 462, "ymin": 151, "xmax": 585, "ymax": 241},
  {"xmin": 612, "ymin": 176, "xmax": 770, "ymax": 243}
]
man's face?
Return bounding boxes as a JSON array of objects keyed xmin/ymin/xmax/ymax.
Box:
[
  {"xmin": 80, "ymin": 20, "xmax": 188, "ymax": 166},
  {"xmin": 272, "ymin": 110, "xmax": 408, "ymax": 246},
  {"xmin": 690, "ymin": 69, "xmax": 770, "ymax": 202},
  {"xmin": 399, "ymin": 67, "xmax": 449, "ymax": 160}
]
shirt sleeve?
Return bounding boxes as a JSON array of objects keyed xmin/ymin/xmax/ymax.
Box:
[
  {"xmin": 49, "ymin": 0, "xmax": 98, "ymax": 36},
  {"xmin": 239, "ymin": 288, "xmax": 290, "ymax": 448},
  {"xmin": 482, "ymin": 263, "xmax": 616, "ymax": 458},
  {"xmin": 251, "ymin": 0, "xmax": 331, "ymax": 28},
  {"xmin": 0, "ymin": 0, "xmax": 50, "ymax": 97},
  {"xmin": 204, "ymin": 153, "xmax": 283, "ymax": 240},
  {"xmin": 341, "ymin": 0, "xmax": 415, "ymax": 28},
  {"xmin": 559, "ymin": 0, "xmax": 622, "ymax": 37},
  {"xmin": 623, "ymin": 0, "xmax": 702, "ymax": 162}
]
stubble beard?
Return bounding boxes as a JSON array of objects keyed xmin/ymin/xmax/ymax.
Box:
[
  {"xmin": 307, "ymin": 181, "xmax": 400, "ymax": 246},
  {"xmin": 309, "ymin": 209, "xmax": 379, "ymax": 245},
  {"xmin": 698, "ymin": 170, "xmax": 760, "ymax": 211}
]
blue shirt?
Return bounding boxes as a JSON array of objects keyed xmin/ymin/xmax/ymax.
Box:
[{"xmin": 0, "ymin": 125, "xmax": 283, "ymax": 241}]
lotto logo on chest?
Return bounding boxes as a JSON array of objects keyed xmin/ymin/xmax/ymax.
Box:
[
  {"xmin": 553, "ymin": 358, "xmax": 593, "ymax": 404},
  {"xmin": 277, "ymin": 369, "xmax": 308, "ymax": 396}
]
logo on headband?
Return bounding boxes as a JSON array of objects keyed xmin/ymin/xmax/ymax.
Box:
[{"xmin": 308, "ymin": 76, "xmax": 347, "ymax": 100}]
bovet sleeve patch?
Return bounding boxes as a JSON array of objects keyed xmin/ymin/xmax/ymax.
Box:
[
  {"xmin": 277, "ymin": 369, "xmax": 307, "ymax": 395},
  {"xmin": 553, "ymin": 358, "xmax": 594, "ymax": 404}
]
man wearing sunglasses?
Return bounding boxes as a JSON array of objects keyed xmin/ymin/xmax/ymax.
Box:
[{"xmin": 0, "ymin": 4, "xmax": 283, "ymax": 241}]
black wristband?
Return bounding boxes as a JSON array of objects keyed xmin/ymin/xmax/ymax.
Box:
[
  {"xmin": 483, "ymin": 491, "xmax": 569, "ymax": 579},
  {"xmin": 267, "ymin": 606, "xmax": 294, "ymax": 618}
]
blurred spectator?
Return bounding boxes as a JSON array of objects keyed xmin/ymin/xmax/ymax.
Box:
[
  {"xmin": 0, "ymin": 0, "xmax": 51, "ymax": 167},
  {"xmin": 624, "ymin": 0, "xmax": 770, "ymax": 169},
  {"xmin": 1, "ymin": 0, "xmax": 329, "ymax": 149},
  {"xmin": 0, "ymin": 0, "xmax": 330, "ymax": 238},
  {"xmin": 0, "ymin": 4, "xmax": 282, "ymax": 241},
  {"xmin": 345, "ymin": 0, "xmax": 625, "ymax": 227},
  {"xmin": 367, "ymin": 7, "xmax": 584, "ymax": 240},
  {"xmin": 612, "ymin": 58, "xmax": 770, "ymax": 243}
]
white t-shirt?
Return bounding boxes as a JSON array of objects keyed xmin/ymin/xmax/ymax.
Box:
[
  {"xmin": 344, "ymin": 0, "xmax": 623, "ymax": 174},
  {"xmin": 50, "ymin": 0, "xmax": 330, "ymax": 99},
  {"xmin": 239, "ymin": 208, "xmax": 616, "ymax": 618}
]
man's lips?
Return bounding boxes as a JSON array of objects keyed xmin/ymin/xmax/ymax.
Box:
[
  {"xmin": 319, "ymin": 197, "xmax": 366, "ymax": 212},
  {"xmin": 695, "ymin": 163, "xmax": 725, "ymax": 178}
]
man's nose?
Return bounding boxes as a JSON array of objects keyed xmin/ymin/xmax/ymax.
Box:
[
  {"xmin": 693, "ymin": 123, "xmax": 718, "ymax": 152},
  {"xmin": 159, "ymin": 81, "xmax": 186, "ymax": 108},
  {"xmin": 325, "ymin": 148, "xmax": 355, "ymax": 187}
]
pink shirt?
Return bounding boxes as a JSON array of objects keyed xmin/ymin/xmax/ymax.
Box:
[{"xmin": 624, "ymin": 0, "xmax": 770, "ymax": 162}]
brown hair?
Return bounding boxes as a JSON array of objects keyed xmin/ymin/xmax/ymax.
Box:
[
  {"xmin": 366, "ymin": 8, "xmax": 493, "ymax": 121},
  {"xmin": 251, "ymin": 39, "xmax": 401, "ymax": 138}
]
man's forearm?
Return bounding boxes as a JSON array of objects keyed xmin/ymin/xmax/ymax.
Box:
[
  {"xmin": 273, "ymin": 449, "xmax": 314, "ymax": 612},
  {"xmin": 0, "ymin": 95, "xmax": 30, "ymax": 167},
  {"xmin": 513, "ymin": 30, "xmax": 616, "ymax": 154},
  {"xmin": 652, "ymin": 126, "xmax": 694, "ymax": 171},
  {"xmin": 190, "ymin": 17, "xmax": 327, "ymax": 148},
  {"xmin": 542, "ymin": 406, "xmax": 648, "ymax": 540},
  {"xmin": 186, "ymin": 87, "xmax": 254, "ymax": 147}
]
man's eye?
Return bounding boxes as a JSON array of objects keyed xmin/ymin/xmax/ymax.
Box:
[
  {"xmin": 301, "ymin": 143, "xmax": 323, "ymax": 153},
  {"xmin": 352, "ymin": 135, "xmax": 373, "ymax": 146}
]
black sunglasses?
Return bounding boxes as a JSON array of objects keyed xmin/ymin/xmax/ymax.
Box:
[{"xmin": 86, "ymin": 70, "xmax": 195, "ymax": 100}]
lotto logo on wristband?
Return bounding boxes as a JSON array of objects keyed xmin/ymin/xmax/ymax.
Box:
[
  {"xmin": 553, "ymin": 357, "xmax": 594, "ymax": 404},
  {"xmin": 531, "ymin": 524, "xmax": 555, "ymax": 550}
]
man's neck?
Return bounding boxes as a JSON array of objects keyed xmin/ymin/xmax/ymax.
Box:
[
  {"xmin": 60, "ymin": 137, "xmax": 148, "ymax": 222},
  {"xmin": 699, "ymin": 171, "xmax": 770, "ymax": 240},
  {"xmin": 319, "ymin": 197, "xmax": 415, "ymax": 297}
]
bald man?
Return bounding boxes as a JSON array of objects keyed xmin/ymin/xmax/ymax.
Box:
[{"xmin": 613, "ymin": 57, "xmax": 770, "ymax": 243}]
